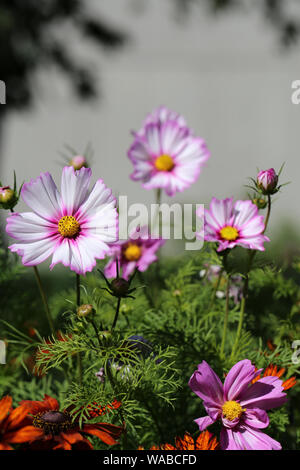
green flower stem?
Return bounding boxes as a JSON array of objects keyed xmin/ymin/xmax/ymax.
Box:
[
  {"xmin": 156, "ymin": 188, "xmax": 161, "ymax": 207},
  {"xmin": 91, "ymin": 319, "xmax": 102, "ymax": 347},
  {"xmin": 230, "ymin": 253, "xmax": 251, "ymax": 361},
  {"xmin": 230, "ymin": 295, "xmax": 246, "ymax": 361},
  {"xmin": 154, "ymin": 188, "xmax": 162, "ymax": 274},
  {"xmin": 33, "ymin": 265, "xmax": 54, "ymax": 334},
  {"xmin": 76, "ymin": 273, "xmax": 81, "ymax": 306},
  {"xmin": 230, "ymin": 195, "xmax": 272, "ymax": 361},
  {"xmin": 263, "ymin": 194, "xmax": 272, "ymax": 234},
  {"xmin": 111, "ymin": 297, "xmax": 121, "ymax": 331},
  {"xmin": 106, "ymin": 364, "xmax": 126, "ymax": 436},
  {"xmin": 208, "ymin": 268, "xmax": 223, "ymax": 312},
  {"xmin": 76, "ymin": 273, "xmax": 83, "ymax": 386},
  {"xmin": 138, "ymin": 271, "xmax": 155, "ymax": 308},
  {"xmin": 220, "ymin": 275, "xmax": 230, "ymax": 357}
]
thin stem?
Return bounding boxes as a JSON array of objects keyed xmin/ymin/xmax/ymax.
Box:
[
  {"xmin": 154, "ymin": 187, "xmax": 161, "ymax": 238},
  {"xmin": 33, "ymin": 266, "xmax": 54, "ymax": 334},
  {"xmin": 156, "ymin": 188, "xmax": 161, "ymax": 206},
  {"xmin": 230, "ymin": 296, "xmax": 246, "ymax": 361},
  {"xmin": 112, "ymin": 297, "xmax": 121, "ymax": 331},
  {"xmin": 116, "ymin": 257, "xmax": 119, "ymax": 278},
  {"xmin": 208, "ymin": 268, "xmax": 223, "ymax": 311},
  {"xmin": 230, "ymin": 265, "xmax": 250, "ymax": 361},
  {"xmin": 220, "ymin": 275, "xmax": 230, "ymax": 357},
  {"xmin": 230, "ymin": 195, "xmax": 272, "ymax": 361},
  {"xmin": 90, "ymin": 318, "xmax": 102, "ymax": 348},
  {"xmin": 263, "ymin": 194, "xmax": 272, "ymax": 234},
  {"xmin": 76, "ymin": 273, "xmax": 81, "ymax": 306},
  {"xmin": 138, "ymin": 271, "xmax": 155, "ymax": 308},
  {"xmin": 106, "ymin": 364, "xmax": 126, "ymax": 426},
  {"xmin": 76, "ymin": 273, "xmax": 83, "ymax": 386}
]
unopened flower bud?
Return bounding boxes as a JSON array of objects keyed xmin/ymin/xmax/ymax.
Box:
[
  {"xmin": 120, "ymin": 303, "xmax": 132, "ymax": 315},
  {"xmin": 110, "ymin": 278, "xmax": 130, "ymax": 297},
  {"xmin": 77, "ymin": 303, "xmax": 95, "ymax": 318},
  {"xmin": 99, "ymin": 330, "xmax": 112, "ymax": 341},
  {"xmin": 69, "ymin": 155, "xmax": 87, "ymax": 171},
  {"xmin": 95, "ymin": 367, "xmax": 105, "ymax": 383},
  {"xmin": 0, "ymin": 186, "xmax": 18, "ymax": 209},
  {"xmin": 257, "ymin": 168, "xmax": 278, "ymax": 195},
  {"xmin": 172, "ymin": 289, "xmax": 181, "ymax": 297},
  {"xmin": 252, "ymin": 197, "xmax": 267, "ymax": 209}
]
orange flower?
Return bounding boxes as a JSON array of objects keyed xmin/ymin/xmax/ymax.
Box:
[
  {"xmin": 85, "ymin": 399, "xmax": 122, "ymax": 419},
  {"xmin": 138, "ymin": 431, "xmax": 219, "ymax": 450},
  {"xmin": 0, "ymin": 396, "xmax": 43, "ymax": 450},
  {"xmin": 252, "ymin": 364, "xmax": 297, "ymax": 390},
  {"xmin": 20, "ymin": 395, "xmax": 123, "ymax": 450}
]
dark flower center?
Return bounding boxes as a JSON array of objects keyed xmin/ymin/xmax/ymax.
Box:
[{"xmin": 33, "ymin": 410, "xmax": 73, "ymax": 435}]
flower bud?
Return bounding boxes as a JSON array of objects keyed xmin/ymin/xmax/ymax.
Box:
[
  {"xmin": 257, "ymin": 168, "xmax": 278, "ymax": 195},
  {"xmin": 252, "ymin": 197, "xmax": 267, "ymax": 209},
  {"xmin": 120, "ymin": 303, "xmax": 133, "ymax": 315},
  {"xmin": 99, "ymin": 330, "xmax": 112, "ymax": 341},
  {"xmin": 77, "ymin": 303, "xmax": 95, "ymax": 318},
  {"xmin": 110, "ymin": 278, "xmax": 130, "ymax": 297},
  {"xmin": 69, "ymin": 155, "xmax": 87, "ymax": 171},
  {"xmin": 0, "ymin": 186, "xmax": 17, "ymax": 209}
]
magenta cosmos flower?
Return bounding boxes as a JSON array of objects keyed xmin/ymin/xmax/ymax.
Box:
[
  {"xmin": 104, "ymin": 226, "xmax": 165, "ymax": 280},
  {"xmin": 6, "ymin": 167, "xmax": 118, "ymax": 275},
  {"xmin": 128, "ymin": 106, "xmax": 210, "ymax": 196},
  {"xmin": 257, "ymin": 168, "xmax": 278, "ymax": 195},
  {"xmin": 203, "ymin": 197, "xmax": 269, "ymax": 252},
  {"xmin": 189, "ymin": 360, "xmax": 287, "ymax": 450}
]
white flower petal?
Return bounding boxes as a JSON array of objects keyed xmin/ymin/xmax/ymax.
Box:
[
  {"xmin": 60, "ymin": 166, "xmax": 92, "ymax": 215},
  {"xmin": 21, "ymin": 172, "xmax": 62, "ymax": 222}
]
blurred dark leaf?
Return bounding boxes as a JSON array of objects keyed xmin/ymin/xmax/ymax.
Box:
[{"xmin": 0, "ymin": 1, "xmax": 127, "ymax": 113}]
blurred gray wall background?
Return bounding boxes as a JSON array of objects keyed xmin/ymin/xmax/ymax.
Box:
[{"xmin": 1, "ymin": 0, "xmax": 299, "ymax": 241}]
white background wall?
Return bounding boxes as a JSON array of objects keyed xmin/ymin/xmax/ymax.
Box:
[{"xmin": 1, "ymin": 0, "xmax": 300, "ymax": 242}]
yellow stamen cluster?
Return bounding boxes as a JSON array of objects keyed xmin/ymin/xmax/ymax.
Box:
[
  {"xmin": 154, "ymin": 154, "xmax": 174, "ymax": 172},
  {"xmin": 123, "ymin": 243, "xmax": 142, "ymax": 261},
  {"xmin": 58, "ymin": 216, "xmax": 80, "ymax": 238},
  {"xmin": 219, "ymin": 225, "xmax": 239, "ymax": 241},
  {"xmin": 222, "ymin": 401, "xmax": 245, "ymax": 421},
  {"xmin": 33, "ymin": 411, "xmax": 72, "ymax": 435}
]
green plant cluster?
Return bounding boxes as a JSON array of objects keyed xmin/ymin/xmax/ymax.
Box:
[{"xmin": 1, "ymin": 237, "xmax": 300, "ymax": 450}]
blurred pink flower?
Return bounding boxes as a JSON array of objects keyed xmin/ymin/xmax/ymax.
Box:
[
  {"xmin": 128, "ymin": 106, "xmax": 210, "ymax": 196},
  {"xmin": 69, "ymin": 155, "xmax": 87, "ymax": 171},
  {"xmin": 104, "ymin": 226, "xmax": 165, "ymax": 280}
]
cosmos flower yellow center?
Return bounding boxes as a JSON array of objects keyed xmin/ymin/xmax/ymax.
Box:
[
  {"xmin": 123, "ymin": 243, "xmax": 142, "ymax": 261},
  {"xmin": 222, "ymin": 401, "xmax": 245, "ymax": 421},
  {"xmin": 154, "ymin": 154, "xmax": 174, "ymax": 172},
  {"xmin": 219, "ymin": 226, "xmax": 239, "ymax": 241},
  {"xmin": 58, "ymin": 216, "xmax": 80, "ymax": 238}
]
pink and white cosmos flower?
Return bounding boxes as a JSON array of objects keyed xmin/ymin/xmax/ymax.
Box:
[
  {"xmin": 189, "ymin": 360, "xmax": 287, "ymax": 450},
  {"xmin": 104, "ymin": 226, "xmax": 165, "ymax": 280},
  {"xmin": 257, "ymin": 168, "xmax": 278, "ymax": 194},
  {"xmin": 6, "ymin": 166, "xmax": 118, "ymax": 275},
  {"xmin": 128, "ymin": 106, "xmax": 210, "ymax": 197},
  {"xmin": 203, "ymin": 197, "xmax": 269, "ymax": 252}
]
